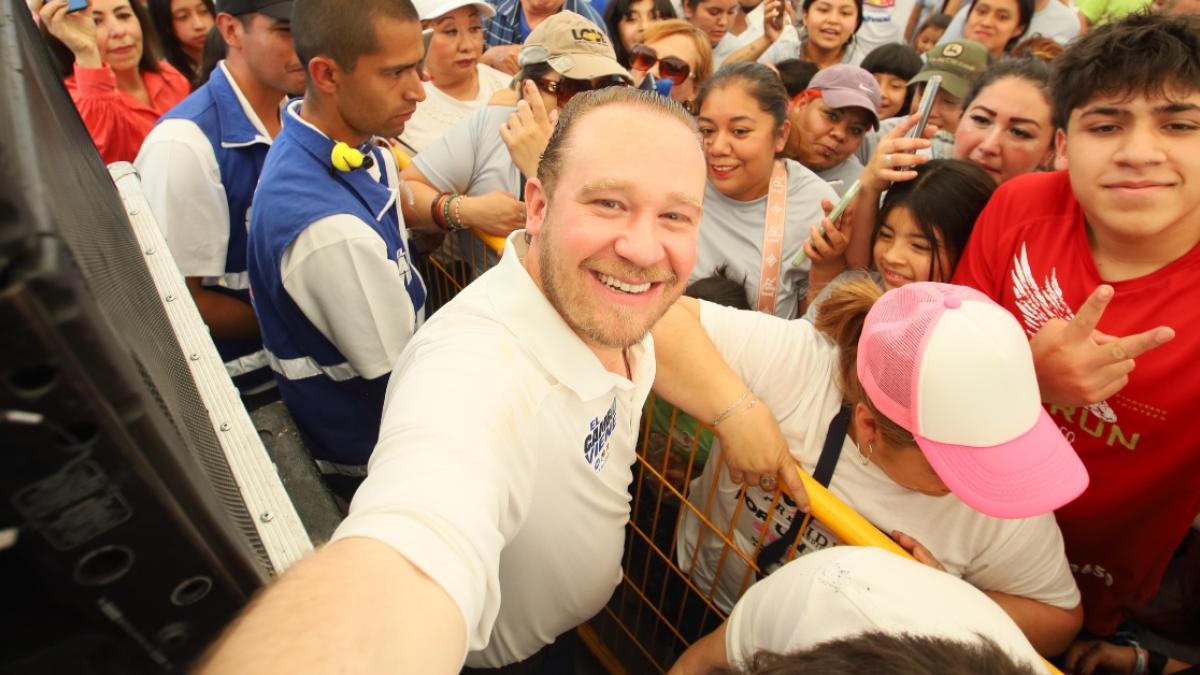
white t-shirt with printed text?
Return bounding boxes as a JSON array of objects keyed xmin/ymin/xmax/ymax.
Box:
[{"xmin": 676, "ymin": 301, "xmax": 1081, "ymax": 615}]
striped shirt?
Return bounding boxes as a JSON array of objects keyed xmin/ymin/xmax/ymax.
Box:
[{"xmin": 484, "ymin": 0, "xmax": 609, "ymax": 47}]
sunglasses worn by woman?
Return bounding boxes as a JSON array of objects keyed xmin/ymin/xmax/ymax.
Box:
[
  {"xmin": 532, "ymin": 73, "xmax": 633, "ymax": 107},
  {"xmin": 629, "ymin": 43, "xmax": 694, "ymax": 85}
]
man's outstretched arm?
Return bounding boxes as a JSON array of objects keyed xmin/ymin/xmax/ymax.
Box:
[{"xmin": 197, "ymin": 536, "xmax": 466, "ymax": 674}]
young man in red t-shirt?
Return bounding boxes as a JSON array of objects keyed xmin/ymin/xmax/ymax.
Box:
[{"xmin": 953, "ymin": 13, "xmax": 1200, "ymax": 637}]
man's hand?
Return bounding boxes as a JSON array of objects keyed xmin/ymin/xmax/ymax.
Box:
[
  {"xmin": 1029, "ymin": 285, "xmax": 1175, "ymax": 407},
  {"xmin": 499, "ymin": 80, "xmax": 558, "ymax": 179},
  {"xmin": 715, "ymin": 395, "xmax": 808, "ymax": 508},
  {"xmin": 480, "ymin": 44, "xmax": 521, "ymax": 74},
  {"xmin": 458, "ymin": 191, "xmax": 527, "ymax": 237}
]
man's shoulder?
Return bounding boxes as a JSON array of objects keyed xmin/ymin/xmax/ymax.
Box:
[
  {"xmin": 395, "ymin": 288, "xmax": 544, "ymax": 397},
  {"xmin": 161, "ymin": 80, "xmax": 221, "ymax": 125},
  {"xmin": 257, "ymin": 131, "xmax": 324, "ymax": 190},
  {"xmin": 251, "ymin": 138, "xmax": 347, "ymax": 235},
  {"xmin": 139, "ymin": 116, "xmax": 215, "ymax": 157},
  {"xmin": 984, "ymin": 171, "xmax": 1079, "ymax": 227}
]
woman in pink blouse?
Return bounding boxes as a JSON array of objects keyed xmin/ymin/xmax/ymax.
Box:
[{"xmin": 39, "ymin": 0, "xmax": 189, "ymax": 164}]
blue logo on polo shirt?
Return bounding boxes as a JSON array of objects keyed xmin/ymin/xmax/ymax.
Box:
[{"xmin": 583, "ymin": 398, "xmax": 618, "ymax": 472}]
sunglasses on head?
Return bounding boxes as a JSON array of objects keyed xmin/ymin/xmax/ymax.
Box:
[
  {"xmin": 629, "ymin": 44, "xmax": 693, "ymax": 86},
  {"xmin": 532, "ymin": 74, "xmax": 632, "ymax": 107}
]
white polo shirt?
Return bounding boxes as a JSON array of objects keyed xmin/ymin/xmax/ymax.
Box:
[{"xmin": 331, "ymin": 232, "xmax": 655, "ymax": 668}]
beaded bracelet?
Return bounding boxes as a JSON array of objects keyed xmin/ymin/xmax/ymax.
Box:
[
  {"xmin": 450, "ymin": 195, "xmax": 466, "ymax": 231},
  {"xmin": 431, "ymin": 192, "xmax": 450, "ymax": 231},
  {"xmin": 442, "ymin": 192, "xmax": 456, "ymax": 231}
]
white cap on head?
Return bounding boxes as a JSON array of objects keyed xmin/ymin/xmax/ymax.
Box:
[{"xmin": 412, "ymin": 0, "xmax": 496, "ymax": 21}]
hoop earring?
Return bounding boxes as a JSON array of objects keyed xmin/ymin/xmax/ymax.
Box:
[{"xmin": 859, "ymin": 442, "xmax": 874, "ymax": 466}]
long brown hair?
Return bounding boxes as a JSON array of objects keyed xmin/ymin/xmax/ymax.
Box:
[{"xmin": 813, "ymin": 277, "xmax": 913, "ymax": 449}]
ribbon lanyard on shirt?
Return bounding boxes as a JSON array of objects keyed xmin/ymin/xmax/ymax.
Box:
[{"xmin": 756, "ymin": 160, "xmax": 788, "ymax": 315}]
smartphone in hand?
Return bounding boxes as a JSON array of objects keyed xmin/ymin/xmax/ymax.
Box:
[
  {"xmin": 906, "ymin": 75, "xmax": 941, "ymax": 140},
  {"xmin": 66, "ymin": 0, "xmax": 89, "ymax": 11}
]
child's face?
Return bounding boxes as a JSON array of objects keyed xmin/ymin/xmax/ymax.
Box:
[
  {"xmin": 914, "ymin": 25, "xmax": 944, "ymax": 54},
  {"xmin": 916, "ymin": 82, "xmax": 964, "ymax": 134},
  {"xmin": 1064, "ymin": 89, "xmax": 1200, "ymax": 254},
  {"xmin": 874, "ymin": 72, "xmax": 909, "ymax": 119},
  {"xmin": 873, "ymin": 206, "xmax": 953, "ymax": 291}
]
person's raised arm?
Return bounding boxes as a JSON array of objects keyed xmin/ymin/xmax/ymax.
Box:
[
  {"xmin": 499, "ymin": 80, "xmax": 557, "ymax": 180},
  {"xmin": 1029, "ymin": 285, "xmax": 1175, "ymax": 407},
  {"xmin": 845, "ymin": 113, "xmax": 931, "ymax": 269},
  {"xmin": 650, "ymin": 298, "xmax": 805, "ymax": 498},
  {"xmin": 39, "ymin": 0, "xmax": 144, "ymax": 161},
  {"xmin": 722, "ymin": 0, "xmax": 792, "ymax": 64},
  {"xmin": 197, "ymin": 537, "xmax": 466, "ymax": 674},
  {"xmin": 802, "ymin": 197, "xmax": 854, "ymax": 315}
]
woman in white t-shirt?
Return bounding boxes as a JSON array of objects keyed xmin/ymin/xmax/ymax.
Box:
[
  {"xmin": 651, "ymin": 279, "xmax": 1088, "ymax": 656},
  {"xmin": 399, "ymin": 0, "xmax": 514, "ymax": 155},
  {"xmin": 691, "ymin": 61, "xmax": 837, "ymax": 318}
]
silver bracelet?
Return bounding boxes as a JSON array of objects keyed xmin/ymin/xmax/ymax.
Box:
[{"xmin": 711, "ymin": 388, "xmax": 756, "ymax": 428}]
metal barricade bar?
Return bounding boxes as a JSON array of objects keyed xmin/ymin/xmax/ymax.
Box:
[{"xmin": 581, "ymin": 395, "xmax": 1064, "ymax": 675}]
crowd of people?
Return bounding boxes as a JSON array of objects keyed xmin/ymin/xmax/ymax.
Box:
[{"xmin": 26, "ymin": 0, "xmax": 1200, "ymax": 671}]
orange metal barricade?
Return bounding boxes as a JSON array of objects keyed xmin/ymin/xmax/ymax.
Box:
[
  {"xmin": 579, "ymin": 395, "xmax": 1063, "ymax": 675},
  {"xmin": 408, "ymin": 236, "xmax": 1062, "ymax": 674},
  {"xmin": 415, "ymin": 229, "xmax": 507, "ymax": 315},
  {"xmin": 579, "ymin": 393, "xmax": 833, "ymax": 674}
]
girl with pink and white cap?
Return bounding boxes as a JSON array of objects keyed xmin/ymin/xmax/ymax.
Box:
[{"xmin": 652, "ymin": 278, "xmax": 1090, "ymax": 657}]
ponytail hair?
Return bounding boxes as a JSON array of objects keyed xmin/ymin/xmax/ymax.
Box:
[{"xmin": 814, "ymin": 277, "xmax": 914, "ymax": 449}]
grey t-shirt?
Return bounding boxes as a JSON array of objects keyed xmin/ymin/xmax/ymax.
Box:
[
  {"xmin": 412, "ymin": 104, "xmax": 521, "ymax": 270},
  {"xmin": 413, "ymin": 104, "xmax": 522, "ymax": 197},
  {"xmin": 815, "ymin": 156, "xmax": 863, "ymax": 197},
  {"xmin": 691, "ymin": 159, "xmax": 838, "ymax": 319}
]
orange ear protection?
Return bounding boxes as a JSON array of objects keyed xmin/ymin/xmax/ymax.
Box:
[{"xmin": 330, "ymin": 141, "xmax": 376, "ymax": 173}]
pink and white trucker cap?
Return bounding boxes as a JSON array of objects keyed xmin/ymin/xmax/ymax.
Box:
[{"xmin": 857, "ymin": 282, "xmax": 1088, "ymax": 519}]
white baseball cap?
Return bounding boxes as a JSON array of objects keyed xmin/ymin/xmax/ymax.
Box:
[{"xmin": 412, "ymin": 0, "xmax": 496, "ymax": 21}]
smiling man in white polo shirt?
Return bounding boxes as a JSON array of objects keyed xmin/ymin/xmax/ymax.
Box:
[{"xmin": 199, "ymin": 87, "xmax": 713, "ymax": 673}]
